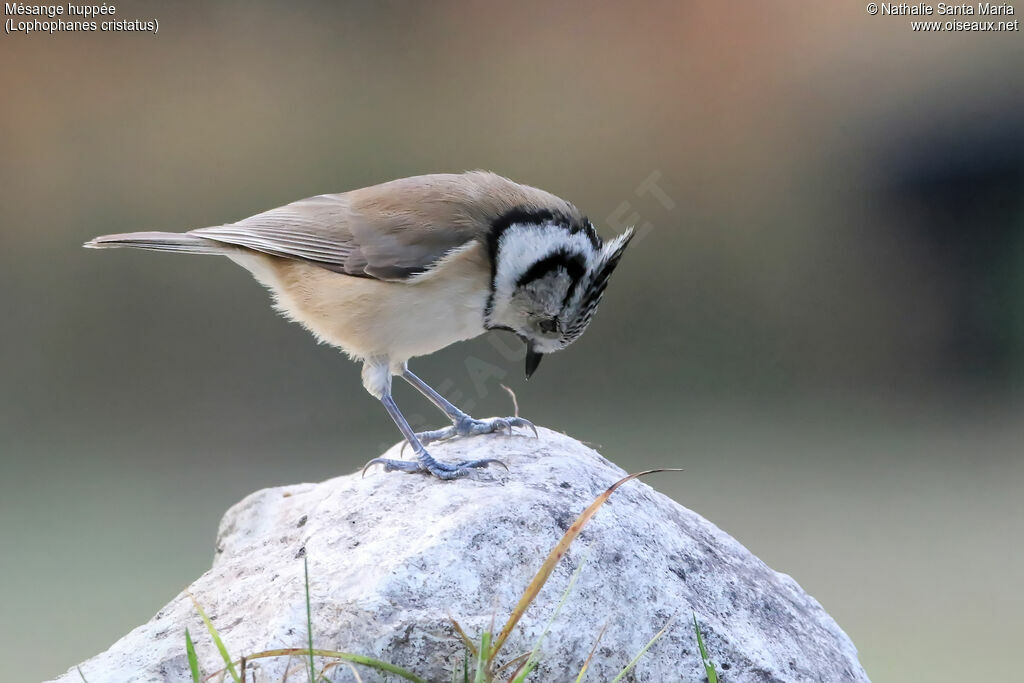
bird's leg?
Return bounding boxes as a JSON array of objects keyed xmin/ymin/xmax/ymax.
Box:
[
  {"xmin": 362, "ymin": 390, "xmax": 505, "ymax": 479},
  {"xmin": 401, "ymin": 365, "xmax": 537, "ymax": 447}
]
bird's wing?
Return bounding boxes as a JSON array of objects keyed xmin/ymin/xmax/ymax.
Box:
[
  {"xmin": 189, "ymin": 194, "xmax": 369, "ymax": 273},
  {"xmin": 188, "ymin": 175, "xmax": 480, "ymax": 280},
  {"xmin": 189, "ymin": 172, "xmax": 581, "ymax": 281}
]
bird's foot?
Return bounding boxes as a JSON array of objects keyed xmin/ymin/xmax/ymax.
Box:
[
  {"xmin": 362, "ymin": 450, "xmax": 507, "ymax": 480},
  {"xmin": 416, "ymin": 415, "xmax": 538, "ymax": 447}
]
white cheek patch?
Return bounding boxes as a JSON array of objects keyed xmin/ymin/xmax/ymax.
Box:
[{"xmin": 490, "ymin": 221, "xmax": 598, "ymax": 324}]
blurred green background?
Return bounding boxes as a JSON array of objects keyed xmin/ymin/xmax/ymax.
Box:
[{"xmin": 2, "ymin": 2, "xmax": 1023, "ymax": 681}]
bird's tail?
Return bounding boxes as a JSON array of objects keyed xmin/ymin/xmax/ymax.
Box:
[{"xmin": 83, "ymin": 231, "xmax": 231, "ymax": 255}]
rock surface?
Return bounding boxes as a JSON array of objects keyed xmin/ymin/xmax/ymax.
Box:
[{"xmin": 56, "ymin": 428, "xmax": 869, "ymax": 682}]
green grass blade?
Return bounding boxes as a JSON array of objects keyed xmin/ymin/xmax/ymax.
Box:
[
  {"xmin": 573, "ymin": 622, "xmax": 608, "ymax": 683},
  {"xmin": 305, "ymin": 555, "xmax": 316, "ymax": 683},
  {"xmin": 185, "ymin": 628, "xmax": 201, "ymax": 682},
  {"xmin": 509, "ymin": 659, "xmax": 537, "ymax": 683},
  {"xmin": 208, "ymin": 648, "xmax": 426, "ymax": 683},
  {"xmin": 693, "ymin": 613, "xmax": 718, "ymax": 683},
  {"xmin": 610, "ymin": 613, "xmax": 677, "ymax": 683},
  {"xmin": 189, "ymin": 594, "xmax": 241, "ymax": 683},
  {"xmin": 474, "ymin": 632, "xmax": 491, "ymax": 683}
]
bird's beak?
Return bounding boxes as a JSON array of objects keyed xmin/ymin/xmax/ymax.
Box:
[{"xmin": 525, "ymin": 345, "xmax": 544, "ymax": 379}]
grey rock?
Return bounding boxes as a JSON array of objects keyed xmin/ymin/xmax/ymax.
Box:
[{"xmin": 56, "ymin": 428, "xmax": 869, "ymax": 682}]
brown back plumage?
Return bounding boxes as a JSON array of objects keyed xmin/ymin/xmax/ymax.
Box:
[{"xmin": 186, "ymin": 171, "xmax": 583, "ymax": 281}]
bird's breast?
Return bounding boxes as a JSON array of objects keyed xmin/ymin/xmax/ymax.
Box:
[{"xmin": 255, "ymin": 241, "xmax": 491, "ymax": 363}]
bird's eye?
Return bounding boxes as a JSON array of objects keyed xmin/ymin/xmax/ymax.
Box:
[{"xmin": 539, "ymin": 318, "xmax": 558, "ymax": 334}]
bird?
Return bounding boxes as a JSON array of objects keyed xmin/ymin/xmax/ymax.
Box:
[{"xmin": 85, "ymin": 171, "xmax": 634, "ymax": 479}]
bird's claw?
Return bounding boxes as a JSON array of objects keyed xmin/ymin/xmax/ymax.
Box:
[
  {"xmin": 508, "ymin": 416, "xmax": 540, "ymax": 439},
  {"xmin": 362, "ymin": 457, "xmax": 423, "ymax": 477},
  {"xmin": 362, "ymin": 454, "xmax": 507, "ymax": 480},
  {"xmin": 401, "ymin": 416, "xmax": 538, "ymax": 454}
]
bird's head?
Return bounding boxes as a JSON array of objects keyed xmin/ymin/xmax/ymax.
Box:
[{"xmin": 485, "ymin": 210, "xmax": 634, "ymax": 378}]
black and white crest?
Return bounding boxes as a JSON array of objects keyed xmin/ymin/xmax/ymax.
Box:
[{"xmin": 485, "ymin": 207, "xmax": 634, "ymax": 361}]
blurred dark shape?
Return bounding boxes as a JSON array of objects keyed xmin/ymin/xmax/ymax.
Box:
[{"xmin": 881, "ymin": 105, "xmax": 1024, "ymax": 384}]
